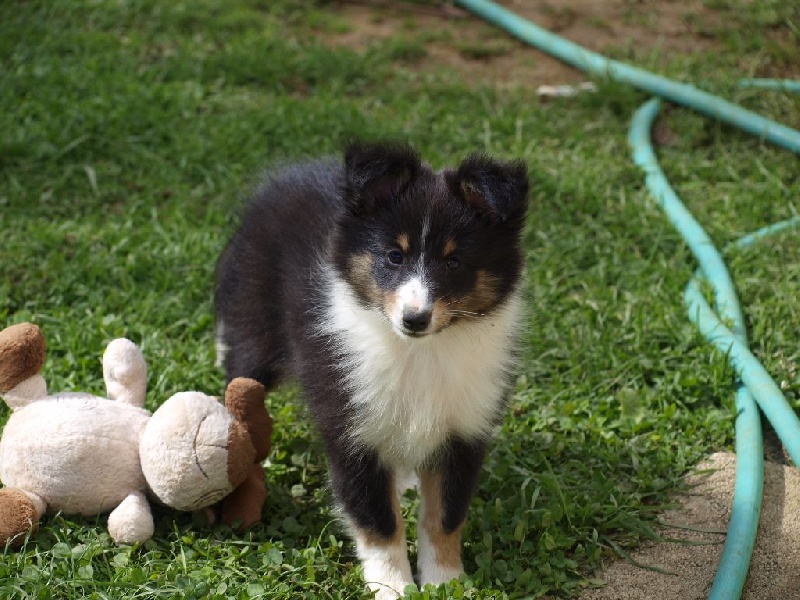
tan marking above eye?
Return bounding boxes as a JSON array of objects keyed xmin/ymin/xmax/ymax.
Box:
[
  {"xmin": 442, "ymin": 238, "xmax": 457, "ymax": 257},
  {"xmin": 396, "ymin": 233, "xmax": 410, "ymax": 253}
]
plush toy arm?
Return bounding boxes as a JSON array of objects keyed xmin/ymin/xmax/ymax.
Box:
[
  {"xmin": 103, "ymin": 339, "xmax": 147, "ymax": 407},
  {"xmin": 107, "ymin": 491, "xmax": 154, "ymax": 545},
  {"xmin": 0, "ymin": 488, "xmax": 45, "ymax": 548}
]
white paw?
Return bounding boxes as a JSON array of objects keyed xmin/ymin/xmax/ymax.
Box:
[
  {"xmin": 358, "ymin": 537, "xmax": 414, "ymax": 600},
  {"xmin": 418, "ymin": 563, "xmax": 463, "ymax": 587},
  {"xmin": 416, "ymin": 527, "xmax": 463, "ymax": 587},
  {"xmin": 373, "ymin": 585, "xmax": 409, "ymax": 600},
  {"xmin": 363, "ymin": 564, "xmax": 414, "ymax": 599}
]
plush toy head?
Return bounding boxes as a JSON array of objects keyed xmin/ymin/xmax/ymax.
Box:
[
  {"xmin": 140, "ymin": 378, "xmax": 270, "ymax": 512},
  {"xmin": 0, "ymin": 322, "xmax": 272, "ymax": 547}
]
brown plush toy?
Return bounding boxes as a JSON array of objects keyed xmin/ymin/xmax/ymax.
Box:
[{"xmin": 0, "ymin": 322, "xmax": 272, "ymax": 547}]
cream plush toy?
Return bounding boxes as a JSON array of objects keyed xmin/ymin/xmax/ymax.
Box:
[{"xmin": 0, "ymin": 322, "xmax": 272, "ymax": 547}]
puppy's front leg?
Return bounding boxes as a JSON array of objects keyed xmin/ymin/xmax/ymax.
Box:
[
  {"xmin": 417, "ymin": 438, "xmax": 486, "ymax": 587},
  {"xmin": 330, "ymin": 449, "xmax": 412, "ymax": 599}
]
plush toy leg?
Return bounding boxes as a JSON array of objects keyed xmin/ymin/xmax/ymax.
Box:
[
  {"xmin": 102, "ymin": 339, "xmax": 147, "ymax": 407},
  {"xmin": 107, "ymin": 491, "xmax": 154, "ymax": 545},
  {"xmin": 0, "ymin": 488, "xmax": 45, "ymax": 548},
  {"xmin": 219, "ymin": 463, "xmax": 266, "ymax": 530}
]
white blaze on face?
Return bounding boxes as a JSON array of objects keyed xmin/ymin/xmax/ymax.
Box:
[
  {"xmin": 388, "ymin": 211, "xmax": 437, "ymax": 337},
  {"xmin": 398, "ymin": 276, "xmax": 428, "ymax": 310},
  {"xmin": 420, "ymin": 211, "xmax": 431, "ymax": 248},
  {"xmin": 391, "ymin": 276, "xmax": 432, "ymax": 335}
]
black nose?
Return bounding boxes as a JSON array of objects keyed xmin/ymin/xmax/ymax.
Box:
[{"xmin": 402, "ymin": 309, "xmax": 431, "ymax": 332}]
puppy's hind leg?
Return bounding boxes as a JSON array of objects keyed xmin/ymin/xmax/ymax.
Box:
[
  {"xmin": 330, "ymin": 449, "xmax": 413, "ymax": 599},
  {"xmin": 417, "ymin": 438, "xmax": 486, "ymax": 587},
  {"xmin": 215, "ymin": 323, "xmax": 284, "ymax": 390},
  {"xmin": 214, "ymin": 320, "xmax": 229, "ymax": 369}
]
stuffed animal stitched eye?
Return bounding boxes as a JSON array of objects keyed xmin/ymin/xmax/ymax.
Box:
[
  {"xmin": 445, "ymin": 257, "xmax": 461, "ymax": 270},
  {"xmin": 386, "ymin": 250, "xmax": 404, "ymax": 266}
]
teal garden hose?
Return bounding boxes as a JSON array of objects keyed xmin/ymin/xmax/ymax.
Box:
[
  {"xmin": 631, "ymin": 98, "xmax": 800, "ymax": 600},
  {"xmin": 454, "ymin": 0, "xmax": 800, "ymax": 598}
]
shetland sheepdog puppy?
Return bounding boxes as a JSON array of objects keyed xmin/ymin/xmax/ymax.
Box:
[{"xmin": 214, "ymin": 140, "xmax": 528, "ymax": 598}]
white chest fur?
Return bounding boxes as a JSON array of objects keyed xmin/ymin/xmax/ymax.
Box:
[{"xmin": 321, "ymin": 276, "xmax": 521, "ymax": 469}]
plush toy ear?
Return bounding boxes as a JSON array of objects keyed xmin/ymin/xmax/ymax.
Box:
[
  {"xmin": 0, "ymin": 322, "xmax": 46, "ymax": 395},
  {"xmin": 445, "ymin": 154, "xmax": 529, "ymax": 226},
  {"xmin": 344, "ymin": 140, "xmax": 421, "ymax": 215},
  {"xmin": 225, "ymin": 377, "xmax": 272, "ymax": 462}
]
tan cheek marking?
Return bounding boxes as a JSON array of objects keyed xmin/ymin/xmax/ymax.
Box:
[
  {"xmin": 396, "ymin": 233, "xmax": 410, "ymax": 254},
  {"xmin": 457, "ymin": 269, "xmax": 501, "ymax": 314},
  {"xmin": 348, "ymin": 253, "xmax": 382, "ymax": 306},
  {"xmin": 475, "ymin": 270, "xmax": 501, "ymax": 306},
  {"xmin": 383, "ymin": 289, "xmax": 401, "ymax": 322},
  {"xmin": 420, "ymin": 470, "xmax": 463, "ymax": 571},
  {"xmin": 436, "ymin": 270, "xmax": 500, "ymax": 328},
  {"xmin": 443, "ymin": 238, "xmax": 457, "ymax": 257},
  {"xmin": 432, "ymin": 298, "xmax": 453, "ymax": 332},
  {"xmin": 348, "ymin": 253, "xmax": 372, "ymax": 282},
  {"xmin": 349, "ymin": 253, "xmax": 405, "ymax": 319}
]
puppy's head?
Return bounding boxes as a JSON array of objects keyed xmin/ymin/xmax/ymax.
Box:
[{"xmin": 333, "ymin": 140, "xmax": 528, "ymax": 338}]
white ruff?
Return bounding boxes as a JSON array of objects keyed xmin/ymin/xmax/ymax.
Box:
[{"xmin": 322, "ymin": 275, "xmax": 521, "ymax": 469}]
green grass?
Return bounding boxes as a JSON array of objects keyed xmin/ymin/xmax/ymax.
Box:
[{"xmin": 1, "ymin": 0, "xmax": 799, "ymax": 598}]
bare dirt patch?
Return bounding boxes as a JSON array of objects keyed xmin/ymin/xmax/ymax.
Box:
[
  {"xmin": 329, "ymin": 0, "xmax": 728, "ymax": 87},
  {"xmin": 582, "ymin": 452, "xmax": 800, "ymax": 600}
]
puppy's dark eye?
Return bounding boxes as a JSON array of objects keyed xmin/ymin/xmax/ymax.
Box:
[
  {"xmin": 386, "ymin": 250, "xmax": 404, "ymax": 266},
  {"xmin": 445, "ymin": 257, "xmax": 461, "ymax": 270}
]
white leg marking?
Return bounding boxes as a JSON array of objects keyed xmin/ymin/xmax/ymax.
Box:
[
  {"xmin": 214, "ymin": 321, "xmax": 229, "ymax": 368},
  {"xmin": 351, "ymin": 475, "xmax": 414, "ymax": 599},
  {"xmin": 356, "ymin": 535, "xmax": 414, "ymax": 599},
  {"xmin": 395, "ymin": 469, "xmax": 419, "ymax": 495},
  {"xmin": 417, "ymin": 471, "xmax": 464, "ymax": 587},
  {"xmin": 417, "ymin": 528, "xmax": 463, "ymax": 586}
]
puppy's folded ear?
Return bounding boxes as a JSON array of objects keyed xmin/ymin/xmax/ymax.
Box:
[
  {"xmin": 446, "ymin": 154, "xmax": 529, "ymax": 226},
  {"xmin": 344, "ymin": 140, "xmax": 421, "ymax": 214}
]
